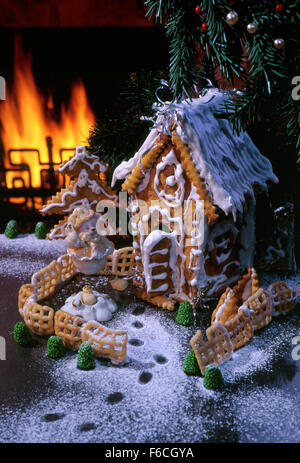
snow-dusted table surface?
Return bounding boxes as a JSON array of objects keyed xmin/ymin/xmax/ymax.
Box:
[{"xmin": 0, "ymin": 234, "xmax": 300, "ymax": 443}]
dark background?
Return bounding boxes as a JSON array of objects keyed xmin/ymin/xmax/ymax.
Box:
[
  {"xmin": 0, "ymin": 0, "xmax": 152, "ymax": 28},
  {"xmin": 0, "ymin": 26, "xmax": 169, "ymax": 123}
]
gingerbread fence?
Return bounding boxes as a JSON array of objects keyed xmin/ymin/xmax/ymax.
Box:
[
  {"xmin": 54, "ymin": 311, "xmax": 128, "ymax": 363},
  {"xmin": 191, "ymin": 284, "xmax": 296, "ymax": 375},
  {"xmin": 191, "ymin": 323, "xmax": 233, "ymax": 375},
  {"xmin": 268, "ymin": 281, "xmax": 297, "ymax": 316},
  {"xmin": 18, "ymin": 247, "xmax": 134, "ymax": 362},
  {"xmin": 99, "ymin": 246, "xmax": 135, "ymax": 277},
  {"xmin": 243, "ymin": 288, "xmax": 272, "ymax": 331},
  {"xmin": 82, "ymin": 320, "xmax": 128, "ymax": 363},
  {"xmin": 223, "ymin": 307, "xmax": 254, "ymax": 351}
]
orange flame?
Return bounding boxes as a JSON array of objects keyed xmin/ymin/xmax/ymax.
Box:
[{"xmin": 0, "ymin": 38, "xmax": 96, "ymax": 204}]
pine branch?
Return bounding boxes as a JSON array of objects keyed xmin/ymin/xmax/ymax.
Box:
[{"xmin": 144, "ymin": 0, "xmax": 300, "ymax": 166}]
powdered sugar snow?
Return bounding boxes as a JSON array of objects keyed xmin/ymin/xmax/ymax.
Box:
[
  {"xmin": 1, "ymin": 293, "xmax": 300, "ymax": 443},
  {"xmin": 0, "ymin": 235, "xmax": 299, "ymax": 442},
  {"xmin": 0, "ymin": 234, "xmax": 66, "ymax": 279},
  {"xmin": 0, "ymin": 233, "xmax": 66, "ymax": 257}
]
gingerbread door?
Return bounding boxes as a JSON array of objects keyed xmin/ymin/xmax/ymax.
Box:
[{"xmin": 141, "ymin": 230, "xmax": 177, "ymax": 296}]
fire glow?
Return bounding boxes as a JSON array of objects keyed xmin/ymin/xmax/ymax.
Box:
[{"xmin": 0, "ymin": 39, "xmax": 95, "ymax": 205}]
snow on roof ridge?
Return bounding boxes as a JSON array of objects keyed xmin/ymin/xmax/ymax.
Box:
[
  {"xmin": 59, "ymin": 145, "xmax": 107, "ymax": 173},
  {"xmin": 111, "ymin": 89, "xmax": 278, "ymax": 219},
  {"xmin": 179, "ymin": 90, "xmax": 278, "ymax": 219}
]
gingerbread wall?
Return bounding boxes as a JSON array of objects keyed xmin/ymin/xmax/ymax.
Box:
[
  {"xmin": 131, "ymin": 143, "xmax": 246, "ymax": 301},
  {"xmin": 131, "ymin": 144, "xmax": 206, "ymax": 301}
]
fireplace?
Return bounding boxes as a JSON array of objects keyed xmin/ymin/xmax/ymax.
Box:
[
  {"xmin": 0, "ymin": 37, "xmax": 95, "ymax": 212},
  {"xmin": 0, "ymin": 26, "xmax": 169, "ymax": 232}
]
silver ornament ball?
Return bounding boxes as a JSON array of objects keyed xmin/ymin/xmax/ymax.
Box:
[
  {"xmin": 247, "ymin": 22, "xmax": 258, "ymax": 34},
  {"xmin": 274, "ymin": 38, "xmax": 285, "ymax": 49},
  {"xmin": 226, "ymin": 11, "xmax": 239, "ymax": 26}
]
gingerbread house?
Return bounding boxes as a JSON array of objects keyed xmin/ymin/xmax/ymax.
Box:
[
  {"xmin": 112, "ymin": 89, "xmax": 278, "ymax": 310},
  {"xmin": 41, "ymin": 146, "xmax": 118, "ymax": 240}
]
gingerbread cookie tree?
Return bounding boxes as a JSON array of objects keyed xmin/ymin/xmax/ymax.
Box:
[{"xmin": 41, "ymin": 146, "xmax": 118, "ymax": 240}]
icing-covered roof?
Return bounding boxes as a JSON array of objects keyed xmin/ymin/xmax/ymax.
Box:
[{"xmin": 112, "ymin": 89, "xmax": 278, "ymax": 220}]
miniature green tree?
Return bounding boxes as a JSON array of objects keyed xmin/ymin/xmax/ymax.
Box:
[
  {"xmin": 5, "ymin": 220, "xmax": 18, "ymax": 239},
  {"xmin": 47, "ymin": 336, "xmax": 66, "ymax": 359},
  {"xmin": 176, "ymin": 300, "xmax": 194, "ymax": 326},
  {"xmin": 183, "ymin": 349, "xmax": 201, "ymax": 376},
  {"xmin": 13, "ymin": 321, "xmax": 32, "ymax": 346},
  {"xmin": 77, "ymin": 342, "xmax": 95, "ymax": 370},
  {"xmin": 35, "ymin": 221, "xmax": 47, "ymax": 239},
  {"xmin": 203, "ymin": 364, "xmax": 224, "ymax": 390}
]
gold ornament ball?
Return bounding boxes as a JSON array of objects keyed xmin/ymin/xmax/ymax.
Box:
[
  {"xmin": 226, "ymin": 11, "xmax": 239, "ymax": 26},
  {"xmin": 274, "ymin": 38, "xmax": 285, "ymax": 49},
  {"xmin": 247, "ymin": 23, "xmax": 258, "ymax": 34}
]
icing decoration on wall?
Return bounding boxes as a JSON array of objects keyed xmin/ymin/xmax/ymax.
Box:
[
  {"xmin": 153, "ymin": 149, "xmax": 185, "ymax": 208},
  {"xmin": 206, "ymin": 220, "xmax": 239, "ymax": 265},
  {"xmin": 142, "ymin": 229, "xmax": 176, "ymax": 293},
  {"xmin": 137, "ymin": 205, "xmax": 186, "ymax": 297}
]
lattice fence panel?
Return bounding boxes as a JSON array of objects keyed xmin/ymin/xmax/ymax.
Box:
[
  {"xmin": 268, "ymin": 281, "xmax": 296, "ymax": 316},
  {"xmin": 224, "ymin": 307, "xmax": 253, "ymax": 350},
  {"xmin": 190, "ymin": 323, "xmax": 233, "ymax": 375},
  {"xmin": 32, "ymin": 260, "xmax": 61, "ymax": 300},
  {"xmin": 59, "ymin": 253, "xmax": 77, "ymax": 281},
  {"xmin": 114, "ymin": 247, "xmax": 135, "ymax": 276},
  {"xmin": 24, "ymin": 302, "xmax": 54, "ymax": 336},
  {"xmin": 244, "ymin": 289, "xmax": 272, "ymax": 331},
  {"xmin": 54, "ymin": 310, "xmax": 85, "ymax": 349},
  {"xmin": 18, "ymin": 284, "xmax": 34, "ymax": 313},
  {"xmin": 82, "ymin": 320, "xmax": 128, "ymax": 363}
]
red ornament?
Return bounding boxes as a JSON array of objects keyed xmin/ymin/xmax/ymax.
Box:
[
  {"xmin": 195, "ymin": 5, "xmax": 201, "ymax": 15},
  {"xmin": 275, "ymin": 3, "xmax": 284, "ymax": 12},
  {"xmin": 201, "ymin": 22, "xmax": 208, "ymax": 32}
]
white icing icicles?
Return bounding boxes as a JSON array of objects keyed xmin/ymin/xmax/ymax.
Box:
[
  {"xmin": 142, "ymin": 229, "xmax": 176, "ymax": 293},
  {"xmin": 137, "ymin": 205, "xmax": 186, "ymax": 297}
]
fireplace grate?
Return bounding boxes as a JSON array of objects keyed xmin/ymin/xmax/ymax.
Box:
[{"xmin": 0, "ymin": 136, "xmax": 74, "ymax": 209}]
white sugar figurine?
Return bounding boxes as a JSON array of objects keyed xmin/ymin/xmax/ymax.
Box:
[
  {"xmin": 61, "ymin": 285, "xmax": 117, "ymax": 323},
  {"xmin": 65, "ymin": 206, "xmax": 114, "ymax": 274}
]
